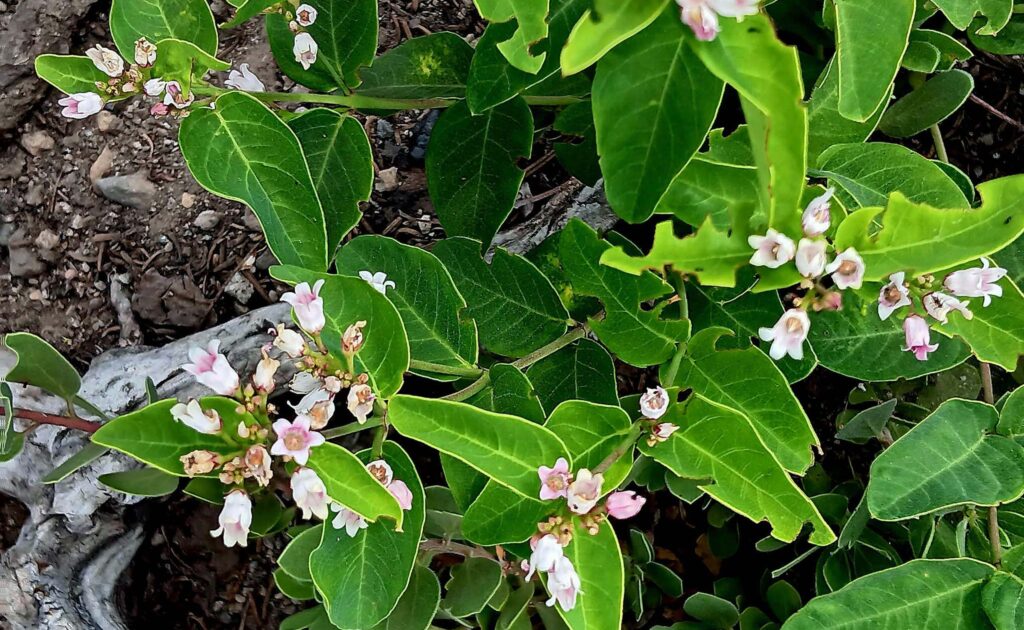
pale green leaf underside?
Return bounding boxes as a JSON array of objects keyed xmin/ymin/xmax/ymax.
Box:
[{"xmin": 983, "ymin": 571, "xmax": 1024, "ymax": 630}]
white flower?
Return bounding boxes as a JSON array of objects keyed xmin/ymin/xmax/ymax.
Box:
[
  {"xmin": 676, "ymin": 0, "xmax": 759, "ymax": 41},
  {"xmin": 566, "ymin": 468, "xmax": 603, "ymax": 515},
  {"xmin": 85, "ymin": 45, "xmax": 124, "ymax": 77},
  {"xmin": 347, "ymin": 384, "xmax": 375, "ymax": 424},
  {"xmin": 293, "ymin": 32, "xmax": 319, "ymax": 70},
  {"xmin": 903, "ymin": 315, "xmax": 938, "ymax": 361},
  {"xmin": 331, "ymin": 503, "xmax": 368, "ymax": 537},
  {"xmin": 825, "ymin": 248, "xmax": 865, "ymax": 290},
  {"xmin": 163, "ymin": 80, "xmax": 194, "ymax": 109},
  {"xmin": 759, "ymin": 309, "xmax": 809, "ymax": 361},
  {"xmin": 747, "ymin": 229, "xmax": 796, "ymax": 269},
  {"xmin": 171, "ymin": 399, "xmax": 221, "ymax": 434},
  {"xmin": 253, "ymin": 354, "xmax": 279, "ymax": 391},
  {"xmin": 58, "ymin": 92, "xmax": 103, "ymax": 119},
  {"xmin": 653, "ymin": 422, "xmax": 679, "ymax": 440},
  {"xmin": 526, "ymin": 534, "xmax": 564, "ymax": 580},
  {"xmin": 292, "ymin": 387, "xmax": 335, "ymax": 429},
  {"xmin": 943, "ymin": 259, "xmax": 1008, "ymax": 307},
  {"xmin": 134, "ymin": 38, "xmax": 157, "ymax": 67},
  {"xmin": 182, "ymin": 339, "xmax": 240, "ymax": 395},
  {"xmin": 271, "ymin": 416, "xmax": 326, "ymax": 466},
  {"xmin": 211, "ymin": 491, "xmax": 252, "ymax": 547},
  {"xmin": 877, "ymin": 272, "xmax": 911, "ymax": 321},
  {"xmin": 923, "ymin": 292, "xmax": 973, "ymax": 324},
  {"xmin": 245, "ymin": 445, "xmax": 273, "ymax": 487},
  {"xmin": 359, "ymin": 271, "xmax": 395, "ymax": 294},
  {"xmin": 795, "ymin": 239, "xmax": 828, "ymax": 278},
  {"xmin": 281, "ymin": 280, "xmax": 326, "ymax": 334},
  {"xmin": 292, "ymin": 467, "xmax": 330, "ymax": 520},
  {"xmin": 295, "ymin": 3, "xmax": 318, "ymax": 26},
  {"xmin": 546, "ymin": 556, "xmax": 582, "ymax": 611},
  {"xmin": 639, "ymin": 387, "xmax": 670, "ymax": 419},
  {"xmin": 144, "ymin": 78, "xmax": 166, "ymax": 96},
  {"xmin": 341, "ymin": 320, "xmax": 366, "ymax": 354},
  {"xmin": 225, "ymin": 63, "xmax": 266, "ymax": 92},
  {"xmin": 273, "ymin": 325, "xmax": 306, "ymax": 357},
  {"xmin": 289, "ymin": 371, "xmax": 321, "ymax": 394},
  {"xmin": 801, "ymin": 187, "xmax": 834, "ymax": 237}
]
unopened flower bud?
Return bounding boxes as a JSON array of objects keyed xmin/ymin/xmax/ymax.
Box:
[
  {"xmin": 273, "ymin": 324, "xmax": 306, "ymax": 357},
  {"xmin": 253, "ymin": 352, "xmax": 280, "ymax": 392}
]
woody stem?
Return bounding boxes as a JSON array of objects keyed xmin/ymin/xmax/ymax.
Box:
[
  {"xmin": 980, "ymin": 362, "xmax": 1002, "ymax": 567},
  {"xmin": 593, "ymin": 423, "xmax": 645, "ymax": 475},
  {"xmin": 0, "ymin": 406, "xmax": 101, "ymax": 434}
]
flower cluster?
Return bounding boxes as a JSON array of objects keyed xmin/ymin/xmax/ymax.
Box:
[
  {"xmin": 640, "ymin": 386, "xmax": 678, "ymax": 446},
  {"xmin": 676, "ymin": 0, "xmax": 759, "ymax": 41},
  {"xmin": 284, "ymin": 2, "xmax": 320, "ymax": 69},
  {"xmin": 58, "ymin": 39, "xmax": 159, "ymax": 120}
]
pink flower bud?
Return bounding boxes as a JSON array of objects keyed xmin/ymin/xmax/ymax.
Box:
[
  {"xmin": 253, "ymin": 353, "xmax": 279, "ymax": 392},
  {"xmin": 566, "ymin": 468, "xmax": 603, "ymax": 515},
  {"xmin": 281, "ymin": 280, "xmax": 325, "ymax": 334},
  {"xmin": 341, "ymin": 320, "xmax": 366, "ymax": 354},
  {"xmin": 605, "ymin": 491, "xmax": 646, "ymax": 519},
  {"xmin": 903, "ymin": 315, "xmax": 938, "ymax": 361},
  {"xmin": 388, "ymin": 479, "xmax": 414, "ymax": 510},
  {"xmin": 538, "ymin": 457, "xmax": 571, "ymax": 501},
  {"xmin": 149, "ymin": 102, "xmax": 170, "ymax": 117},
  {"xmin": 180, "ymin": 449, "xmax": 219, "ymax": 476},
  {"xmin": 58, "ymin": 92, "xmax": 103, "ymax": 119},
  {"xmin": 273, "ymin": 325, "xmax": 306, "ymax": 357}
]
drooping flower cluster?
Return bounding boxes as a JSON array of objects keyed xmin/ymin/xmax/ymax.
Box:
[
  {"xmin": 675, "ymin": 0, "xmax": 760, "ymax": 41},
  {"xmin": 286, "ymin": 3, "xmax": 320, "ymax": 69},
  {"xmin": 641, "ymin": 386, "xmax": 678, "ymax": 446},
  {"xmin": 58, "ymin": 39, "xmax": 161, "ymax": 120}
]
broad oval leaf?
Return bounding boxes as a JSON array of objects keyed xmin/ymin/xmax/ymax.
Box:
[
  {"xmin": 560, "ymin": 0, "xmax": 665, "ymax": 76},
  {"xmin": 441, "ymin": 556, "xmax": 504, "ymax": 618},
  {"xmin": 336, "ymin": 235, "xmax": 478, "ymax": 380},
  {"xmin": 657, "ymin": 156, "xmax": 759, "ymax": 230},
  {"xmin": 426, "ymin": 98, "xmax": 533, "ymax": 248},
  {"xmin": 969, "ymin": 12, "xmax": 1024, "ymax": 53},
  {"xmin": 879, "ymin": 70, "xmax": 974, "ymax": 138},
  {"xmin": 358, "ymin": 32, "xmax": 473, "ymax": 99},
  {"xmin": 310, "ymin": 442, "xmax": 425, "ymax": 629},
  {"xmin": 998, "ymin": 386, "xmax": 1024, "ymax": 437},
  {"xmin": 938, "ymin": 275, "xmax": 1024, "ymax": 371},
  {"xmin": 983, "ymin": 571, "xmax": 1024, "ymax": 630},
  {"xmin": 378, "ymin": 564, "xmax": 441, "ymax": 630},
  {"xmin": 34, "ymin": 55, "xmax": 113, "ymax": 98},
  {"xmin": 807, "ymin": 58, "xmax": 888, "ymax": 164},
  {"xmin": 110, "ymin": 0, "xmax": 217, "ymax": 58},
  {"xmin": 549, "ymin": 519, "xmax": 624, "ymax": 630},
  {"xmin": 782, "ymin": 559, "xmax": 994, "ymax": 629},
  {"xmin": 271, "ymin": 267, "xmax": 410, "ymax": 398},
  {"xmin": 307, "ymin": 442, "xmax": 403, "ymax": 526},
  {"xmin": 98, "ymin": 467, "xmax": 179, "ymax": 497},
  {"xmin": 3, "ymin": 332, "xmax": 81, "ymax": 401},
  {"xmin": 526, "ymin": 338, "xmax": 619, "ymax": 411},
  {"xmin": 866, "ymin": 399, "xmax": 1024, "ymax": 520},
  {"xmin": 593, "ymin": 7, "xmax": 723, "ymax": 224},
  {"xmin": 179, "ymin": 92, "xmax": 328, "ymax": 271},
  {"xmin": 278, "ymin": 524, "xmax": 322, "ymax": 581}
]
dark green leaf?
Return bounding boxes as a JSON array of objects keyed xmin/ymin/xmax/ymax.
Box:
[
  {"xmin": 807, "ymin": 58, "xmax": 888, "ymax": 164},
  {"xmin": 554, "ymin": 101, "xmax": 601, "ymax": 186},
  {"xmin": 684, "ymin": 593, "xmax": 739, "ymax": 630},
  {"xmin": 526, "ymin": 339, "xmax": 619, "ymax": 411},
  {"xmin": 442, "ymin": 557, "xmax": 504, "ymax": 618},
  {"xmin": 359, "ymin": 32, "xmax": 473, "ymax": 99},
  {"xmin": 42, "ymin": 442, "xmax": 109, "ymax": 484},
  {"xmin": 835, "ymin": 399, "xmax": 897, "ymax": 444},
  {"xmin": 98, "ymin": 466, "xmax": 179, "ymax": 496},
  {"xmin": 3, "ymin": 332, "xmax": 81, "ymax": 401},
  {"xmin": 879, "ymin": 70, "xmax": 974, "ymax": 138},
  {"xmin": 551, "ymin": 520, "xmax": 625, "ymax": 630},
  {"xmin": 373, "ymin": 565, "xmax": 441, "ymax": 630},
  {"xmin": 931, "ymin": 0, "xmax": 1013, "ymax": 33},
  {"xmin": 110, "ymin": 0, "xmax": 217, "ymax": 58}
]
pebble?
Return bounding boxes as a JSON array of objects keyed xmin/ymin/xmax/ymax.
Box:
[
  {"xmin": 224, "ymin": 272, "xmax": 254, "ymax": 304},
  {"xmin": 375, "ymin": 119, "xmax": 394, "ymax": 139},
  {"xmin": 9, "ymin": 241, "xmax": 47, "ymax": 278},
  {"xmin": 94, "ymin": 170, "xmax": 158, "ymax": 210},
  {"xmin": 35, "ymin": 229, "xmax": 60, "ymax": 250},
  {"xmin": 181, "ymin": 192, "xmax": 196, "ymax": 208},
  {"xmin": 24, "ymin": 184, "xmax": 44, "ymax": 206},
  {"xmin": 95, "ymin": 111, "xmax": 122, "ymax": 133},
  {"xmin": 243, "ymin": 210, "xmax": 262, "ymax": 232},
  {"xmin": 20, "ymin": 130, "xmax": 55, "ymax": 156},
  {"xmin": 375, "ymin": 167, "xmax": 400, "ymax": 192},
  {"xmin": 193, "ymin": 209, "xmax": 222, "ymax": 230}
]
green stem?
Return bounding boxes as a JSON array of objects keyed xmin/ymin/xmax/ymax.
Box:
[
  {"xmin": 371, "ymin": 423, "xmax": 388, "ymax": 459},
  {"xmin": 593, "ymin": 423, "xmax": 644, "ymax": 475},
  {"xmin": 930, "ymin": 124, "xmax": 949, "ymax": 164},
  {"xmin": 407, "ymin": 360, "xmax": 484, "ymax": 379},
  {"xmin": 74, "ymin": 396, "xmax": 111, "ymax": 422},
  {"xmin": 321, "ymin": 416, "xmax": 384, "ymax": 440},
  {"xmin": 980, "ymin": 361, "xmax": 1002, "ymax": 567}
]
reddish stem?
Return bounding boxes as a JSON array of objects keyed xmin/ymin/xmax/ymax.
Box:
[{"xmin": 0, "ymin": 406, "xmax": 101, "ymax": 434}]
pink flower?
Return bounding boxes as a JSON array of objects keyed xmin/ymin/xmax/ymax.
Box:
[
  {"xmin": 526, "ymin": 534, "xmax": 564, "ymax": 580},
  {"xmin": 365, "ymin": 459, "xmax": 414, "ymax": 510},
  {"xmin": 293, "ymin": 32, "xmax": 319, "ymax": 69},
  {"xmin": 747, "ymin": 229, "xmax": 795, "ymax": 269},
  {"xmin": 758, "ymin": 309, "xmax": 809, "ymax": 361},
  {"xmin": 795, "ymin": 239, "xmax": 828, "ymax": 278},
  {"xmin": 171, "ymin": 399, "xmax": 221, "ymax": 434},
  {"xmin": 923, "ymin": 291, "xmax": 973, "ymax": 324},
  {"xmin": 653, "ymin": 422, "xmax": 679, "ymax": 440},
  {"xmin": 566, "ymin": 468, "xmax": 604, "ymax": 515},
  {"xmin": 605, "ymin": 491, "xmax": 646, "ymax": 519},
  {"xmin": 211, "ymin": 491, "xmax": 252, "ymax": 547},
  {"xmin": 295, "ymin": 3, "xmax": 318, "ymax": 26},
  {"xmin": 149, "ymin": 102, "xmax": 170, "ymax": 117},
  {"xmin": 538, "ymin": 457, "xmax": 572, "ymax": 501},
  {"xmin": 183, "ymin": 339, "xmax": 240, "ymax": 395},
  {"xmin": 331, "ymin": 503, "xmax": 368, "ymax": 537},
  {"xmin": 903, "ymin": 315, "xmax": 938, "ymax": 361},
  {"xmin": 944, "ymin": 259, "xmax": 1007, "ymax": 307},
  {"xmin": 676, "ymin": 0, "xmax": 757, "ymax": 40},
  {"xmin": 546, "ymin": 556, "xmax": 582, "ymax": 611},
  {"xmin": 281, "ymin": 280, "xmax": 325, "ymax": 334},
  {"xmin": 225, "ymin": 63, "xmax": 266, "ymax": 92},
  {"xmin": 802, "ymin": 187, "xmax": 834, "ymax": 237},
  {"xmin": 639, "ymin": 387, "xmax": 670, "ymax": 419},
  {"xmin": 58, "ymin": 92, "xmax": 103, "ymax": 119},
  {"xmin": 163, "ymin": 81, "xmax": 194, "ymax": 109},
  {"xmin": 877, "ymin": 272, "xmax": 911, "ymax": 320},
  {"xmin": 291, "ymin": 467, "xmax": 330, "ymax": 520},
  {"xmin": 271, "ymin": 416, "xmax": 325, "ymax": 465},
  {"xmin": 388, "ymin": 480, "xmax": 414, "ymax": 510},
  {"xmin": 825, "ymin": 248, "xmax": 865, "ymax": 289}
]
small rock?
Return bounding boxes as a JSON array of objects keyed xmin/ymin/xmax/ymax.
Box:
[
  {"xmin": 0, "ymin": 223, "xmax": 14, "ymax": 247},
  {"xmin": 94, "ymin": 170, "xmax": 157, "ymax": 210},
  {"xmin": 254, "ymin": 249, "xmax": 279, "ymax": 271},
  {"xmin": 375, "ymin": 167, "xmax": 400, "ymax": 192},
  {"xmin": 375, "ymin": 119, "xmax": 394, "ymax": 139},
  {"xmin": 24, "ymin": 184, "xmax": 44, "ymax": 206},
  {"xmin": 89, "ymin": 145, "xmax": 117, "ymax": 184},
  {"xmin": 181, "ymin": 192, "xmax": 196, "ymax": 208},
  {"xmin": 8, "ymin": 230, "xmax": 47, "ymax": 278},
  {"xmin": 243, "ymin": 209, "xmax": 262, "ymax": 232},
  {"xmin": 224, "ymin": 272, "xmax": 254, "ymax": 304},
  {"xmin": 0, "ymin": 152, "xmax": 25, "ymax": 181},
  {"xmin": 21, "ymin": 130, "xmax": 55, "ymax": 156},
  {"xmin": 95, "ymin": 111, "xmax": 121, "ymax": 133},
  {"xmin": 35, "ymin": 229, "xmax": 60, "ymax": 250},
  {"xmin": 193, "ymin": 209, "xmax": 222, "ymax": 230}
]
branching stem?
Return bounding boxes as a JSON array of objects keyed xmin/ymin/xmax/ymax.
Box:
[{"xmin": 0, "ymin": 406, "xmax": 101, "ymax": 434}]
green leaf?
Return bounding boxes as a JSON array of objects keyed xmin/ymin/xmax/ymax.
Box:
[
  {"xmin": 833, "ymin": 174, "xmax": 1024, "ymax": 280},
  {"xmin": 783, "ymin": 559, "xmax": 994, "ymax": 629},
  {"xmin": 808, "ymin": 293, "xmax": 970, "ymax": 381},
  {"xmin": 390, "ymin": 395, "xmax": 570, "ymax": 497},
  {"xmin": 814, "ymin": 142, "xmax": 969, "ymax": 211},
  {"xmin": 559, "ymin": 0, "xmax": 666, "ymax": 76},
  {"xmin": 336, "ymin": 235, "xmax": 477, "ymax": 379},
  {"xmin": 358, "ymin": 32, "xmax": 473, "ymax": 99},
  {"xmin": 110, "ymin": 0, "xmax": 217, "ymax": 58},
  {"xmin": 665, "ymin": 328, "xmax": 818, "ymax": 474},
  {"xmin": 220, "ymin": 0, "xmax": 280, "ymax": 30},
  {"xmin": 656, "ymin": 155, "xmax": 760, "ymax": 230},
  {"xmin": 931, "ymin": 0, "xmax": 1013, "ymax": 34},
  {"xmin": 468, "ymin": 363, "xmax": 546, "ymax": 421},
  {"xmin": 442, "ymin": 557, "xmax": 504, "ymax": 617},
  {"xmin": 560, "ymin": 219, "xmax": 689, "ymax": 366},
  {"xmin": 426, "ymin": 98, "xmax": 533, "ymax": 248},
  {"xmin": 807, "ymin": 58, "xmax": 888, "ymax": 164},
  {"xmin": 593, "ymin": 7, "xmax": 723, "ymax": 224},
  {"xmin": 879, "ymin": 70, "xmax": 974, "ymax": 138},
  {"xmin": 310, "ymin": 443, "xmax": 425, "ymax": 630},
  {"xmin": 34, "ymin": 55, "xmax": 109, "ymax": 97},
  {"xmin": 901, "ymin": 40, "xmax": 941, "ymax": 73},
  {"xmin": 373, "ymin": 564, "xmax": 441, "ymax": 630},
  {"xmin": 179, "ymin": 92, "xmax": 327, "ymax": 271},
  {"xmin": 473, "ymin": 0, "xmax": 550, "ymax": 74},
  {"xmin": 766, "ymin": 581, "xmax": 802, "ymax": 621},
  {"xmin": 911, "ymin": 29, "xmax": 973, "ymax": 70},
  {"xmin": 275, "ymin": 567, "xmax": 316, "ymax": 601},
  {"xmin": 834, "ymin": 0, "xmax": 915, "ymax": 122},
  {"xmin": 270, "ymin": 267, "xmax": 410, "ymax": 398},
  {"xmin": 42, "ymin": 442, "xmax": 109, "ymax": 484},
  {"xmin": 467, "ymin": 0, "xmax": 590, "ymax": 112},
  {"xmin": 266, "ymin": 0, "xmax": 377, "ymax": 91},
  {"xmin": 98, "ymin": 467, "xmax": 179, "ymax": 497},
  {"xmin": 496, "ymin": 583, "xmax": 535, "ymax": 630},
  {"xmin": 3, "ymin": 332, "xmax": 81, "ymax": 401},
  {"xmin": 998, "ymin": 386, "xmax": 1024, "ymax": 437},
  {"xmin": 983, "ymin": 571, "xmax": 1024, "ymax": 630},
  {"xmin": 526, "ymin": 339, "xmax": 619, "ymax": 411},
  {"xmin": 968, "ymin": 13, "xmax": 1024, "ymax": 53},
  {"xmin": 432, "ymin": 237, "xmax": 568, "ymax": 358},
  {"xmin": 550, "ymin": 520, "xmax": 624, "ymax": 630},
  {"xmin": 280, "ymin": 605, "xmax": 330, "ymax": 630},
  {"xmin": 278, "ymin": 524, "xmax": 322, "ymax": 581},
  {"xmin": 866, "ymin": 399, "xmax": 1024, "ymax": 520},
  {"xmin": 936, "ymin": 275, "xmax": 1024, "ymax": 371},
  {"xmin": 461, "ymin": 484, "xmax": 551, "ymax": 545},
  {"xmin": 91, "ymin": 398, "xmax": 251, "ymax": 475},
  {"xmin": 553, "ymin": 101, "xmax": 601, "ymax": 186},
  {"xmin": 183, "ymin": 476, "xmax": 225, "ymax": 504},
  {"xmin": 835, "ymin": 399, "xmax": 897, "ymax": 445},
  {"xmin": 307, "ymin": 442, "xmax": 404, "ymax": 526},
  {"xmin": 642, "ymin": 395, "xmax": 835, "ymax": 545},
  {"xmin": 690, "ymin": 14, "xmax": 807, "ymax": 234},
  {"xmin": 288, "ymin": 109, "xmax": 372, "ymax": 254},
  {"xmin": 683, "ymin": 593, "xmax": 739, "ymax": 630},
  {"xmin": 152, "ymin": 38, "xmax": 230, "ymax": 91},
  {"xmin": 0, "ymin": 431, "xmax": 25, "ymax": 463}
]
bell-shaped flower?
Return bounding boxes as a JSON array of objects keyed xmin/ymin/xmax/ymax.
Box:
[
  {"xmin": 347, "ymin": 384, "xmax": 375, "ymax": 424},
  {"xmin": 545, "ymin": 556, "xmax": 582, "ymax": 611},
  {"xmin": 271, "ymin": 415, "xmax": 325, "ymax": 466},
  {"xmin": 388, "ymin": 480, "xmax": 414, "ymax": 510},
  {"xmin": 943, "ymin": 259, "xmax": 1007, "ymax": 306},
  {"xmin": 59, "ymin": 92, "xmax": 103, "ymax": 120},
  {"xmin": 331, "ymin": 503, "xmax": 368, "ymax": 537},
  {"xmin": 801, "ymin": 187, "xmax": 834, "ymax": 237},
  {"xmin": 342, "ymin": 320, "xmax": 367, "ymax": 354},
  {"xmin": 245, "ymin": 445, "xmax": 274, "ymax": 487},
  {"xmin": 225, "ymin": 63, "xmax": 266, "ymax": 92},
  {"xmin": 923, "ymin": 292, "xmax": 973, "ymax": 324},
  {"xmin": 605, "ymin": 491, "xmax": 646, "ymax": 520},
  {"xmin": 211, "ymin": 490, "xmax": 252, "ymax": 548},
  {"xmin": 171, "ymin": 399, "xmax": 221, "ymax": 434},
  {"xmin": 293, "ymin": 32, "xmax": 319, "ymax": 70},
  {"xmin": 253, "ymin": 353, "xmax": 279, "ymax": 392},
  {"xmin": 747, "ymin": 229, "xmax": 795, "ymax": 269},
  {"xmin": 134, "ymin": 38, "xmax": 157, "ymax": 67},
  {"xmin": 291, "ymin": 467, "xmax": 330, "ymax": 520},
  {"xmin": 359, "ymin": 270, "xmax": 396, "ymax": 295},
  {"xmin": 639, "ymin": 386, "xmax": 670, "ymax": 419},
  {"xmin": 526, "ymin": 534, "xmax": 564, "ymax": 580},
  {"xmin": 676, "ymin": 0, "xmax": 759, "ymax": 40},
  {"xmin": 144, "ymin": 78, "xmax": 166, "ymax": 96},
  {"xmin": 273, "ymin": 324, "xmax": 306, "ymax": 357},
  {"xmin": 85, "ymin": 45, "xmax": 124, "ymax": 77},
  {"xmin": 183, "ymin": 339, "xmax": 240, "ymax": 395},
  {"xmin": 289, "ymin": 371, "xmax": 321, "ymax": 394},
  {"xmin": 295, "ymin": 3, "xmax": 318, "ymax": 26},
  {"xmin": 366, "ymin": 459, "xmax": 395, "ymax": 486},
  {"xmin": 795, "ymin": 238, "xmax": 828, "ymax": 278},
  {"xmin": 293, "ymin": 388, "xmax": 335, "ymax": 429},
  {"xmin": 758, "ymin": 309, "xmax": 809, "ymax": 361},
  {"xmin": 566, "ymin": 468, "xmax": 604, "ymax": 515},
  {"xmin": 877, "ymin": 272, "xmax": 911, "ymax": 320},
  {"xmin": 180, "ymin": 449, "xmax": 219, "ymax": 476},
  {"xmin": 653, "ymin": 422, "xmax": 679, "ymax": 441},
  {"xmin": 281, "ymin": 280, "xmax": 325, "ymax": 334},
  {"xmin": 538, "ymin": 457, "xmax": 572, "ymax": 501},
  {"xmin": 825, "ymin": 248, "xmax": 865, "ymax": 290},
  {"xmin": 163, "ymin": 81, "xmax": 194, "ymax": 109},
  {"xmin": 903, "ymin": 315, "xmax": 938, "ymax": 361}
]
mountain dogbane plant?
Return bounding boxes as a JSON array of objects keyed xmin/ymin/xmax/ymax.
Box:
[{"xmin": 5, "ymin": 0, "xmax": 1024, "ymax": 627}]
